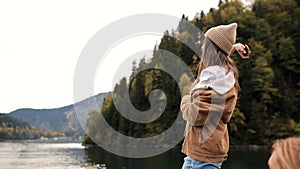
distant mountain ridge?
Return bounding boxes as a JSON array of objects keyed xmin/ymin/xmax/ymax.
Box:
[
  {"xmin": 10, "ymin": 106, "xmax": 73, "ymax": 132},
  {"xmin": 0, "ymin": 113, "xmax": 63, "ymax": 139},
  {"xmin": 9, "ymin": 92, "xmax": 109, "ymax": 136}
]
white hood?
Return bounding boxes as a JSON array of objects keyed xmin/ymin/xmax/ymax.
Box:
[{"xmin": 191, "ymin": 65, "xmax": 235, "ymax": 95}]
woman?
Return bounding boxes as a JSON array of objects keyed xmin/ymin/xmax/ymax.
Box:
[
  {"xmin": 268, "ymin": 137, "xmax": 300, "ymax": 169},
  {"xmin": 180, "ymin": 23, "xmax": 250, "ymax": 169}
]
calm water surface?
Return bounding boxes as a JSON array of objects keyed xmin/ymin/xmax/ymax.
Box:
[
  {"xmin": 0, "ymin": 141, "xmax": 93, "ymax": 169},
  {"xmin": 0, "ymin": 141, "xmax": 270, "ymax": 169}
]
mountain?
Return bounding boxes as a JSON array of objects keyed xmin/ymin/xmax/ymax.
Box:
[
  {"xmin": 9, "ymin": 92, "xmax": 109, "ymax": 136},
  {"xmin": 0, "ymin": 113, "xmax": 33, "ymax": 131},
  {"xmin": 0, "ymin": 113, "xmax": 63, "ymax": 139}
]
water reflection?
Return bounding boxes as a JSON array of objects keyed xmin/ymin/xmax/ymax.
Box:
[
  {"xmin": 0, "ymin": 141, "xmax": 270, "ymax": 169},
  {"xmin": 84, "ymin": 145, "xmax": 185, "ymax": 169},
  {"xmin": 223, "ymin": 148, "xmax": 270, "ymax": 169},
  {"xmin": 84, "ymin": 145, "xmax": 271, "ymax": 169}
]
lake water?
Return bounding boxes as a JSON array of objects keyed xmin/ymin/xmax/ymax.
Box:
[{"xmin": 0, "ymin": 141, "xmax": 270, "ymax": 169}]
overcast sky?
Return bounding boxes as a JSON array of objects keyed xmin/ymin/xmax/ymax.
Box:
[{"xmin": 0, "ymin": 0, "xmax": 221, "ymax": 113}]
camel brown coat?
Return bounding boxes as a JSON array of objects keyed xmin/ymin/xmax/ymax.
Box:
[{"xmin": 180, "ymin": 87, "xmax": 237, "ymax": 163}]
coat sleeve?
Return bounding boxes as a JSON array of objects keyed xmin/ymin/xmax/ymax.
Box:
[
  {"xmin": 180, "ymin": 95, "xmax": 198, "ymax": 125},
  {"xmin": 221, "ymin": 90, "xmax": 237, "ymax": 124},
  {"xmin": 180, "ymin": 90, "xmax": 211, "ymax": 127}
]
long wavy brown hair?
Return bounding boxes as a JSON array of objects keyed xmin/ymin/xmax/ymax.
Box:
[{"xmin": 193, "ymin": 37, "xmax": 240, "ymax": 92}]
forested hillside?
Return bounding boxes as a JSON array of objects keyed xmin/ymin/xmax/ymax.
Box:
[
  {"xmin": 0, "ymin": 113, "xmax": 63, "ymax": 140},
  {"xmin": 84, "ymin": 0, "xmax": 300, "ymax": 146}
]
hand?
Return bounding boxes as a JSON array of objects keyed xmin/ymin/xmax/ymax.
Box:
[{"xmin": 232, "ymin": 43, "xmax": 251, "ymax": 59}]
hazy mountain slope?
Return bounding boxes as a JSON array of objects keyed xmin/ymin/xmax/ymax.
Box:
[
  {"xmin": 9, "ymin": 92, "xmax": 108, "ymax": 135},
  {"xmin": 0, "ymin": 113, "xmax": 63, "ymax": 139}
]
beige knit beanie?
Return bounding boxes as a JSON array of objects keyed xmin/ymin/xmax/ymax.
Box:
[{"xmin": 204, "ymin": 23, "xmax": 237, "ymax": 55}]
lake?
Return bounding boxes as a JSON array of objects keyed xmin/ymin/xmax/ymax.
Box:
[{"xmin": 0, "ymin": 141, "xmax": 270, "ymax": 169}]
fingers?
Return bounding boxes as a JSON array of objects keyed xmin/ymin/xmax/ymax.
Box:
[
  {"xmin": 243, "ymin": 44, "xmax": 251, "ymax": 58},
  {"xmin": 238, "ymin": 44, "xmax": 251, "ymax": 59},
  {"xmin": 241, "ymin": 55, "xmax": 250, "ymax": 59},
  {"xmin": 245, "ymin": 44, "xmax": 251, "ymax": 55},
  {"xmin": 240, "ymin": 54, "xmax": 250, "ymax": 59},
  {"xmin": 236, "ymin": 45, "xmax": 249, "ymax": 59}
]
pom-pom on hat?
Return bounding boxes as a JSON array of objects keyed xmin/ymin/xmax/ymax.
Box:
[{"xmin": 204, "ymin": 23, "xmax": 237, "ymax": 55}]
